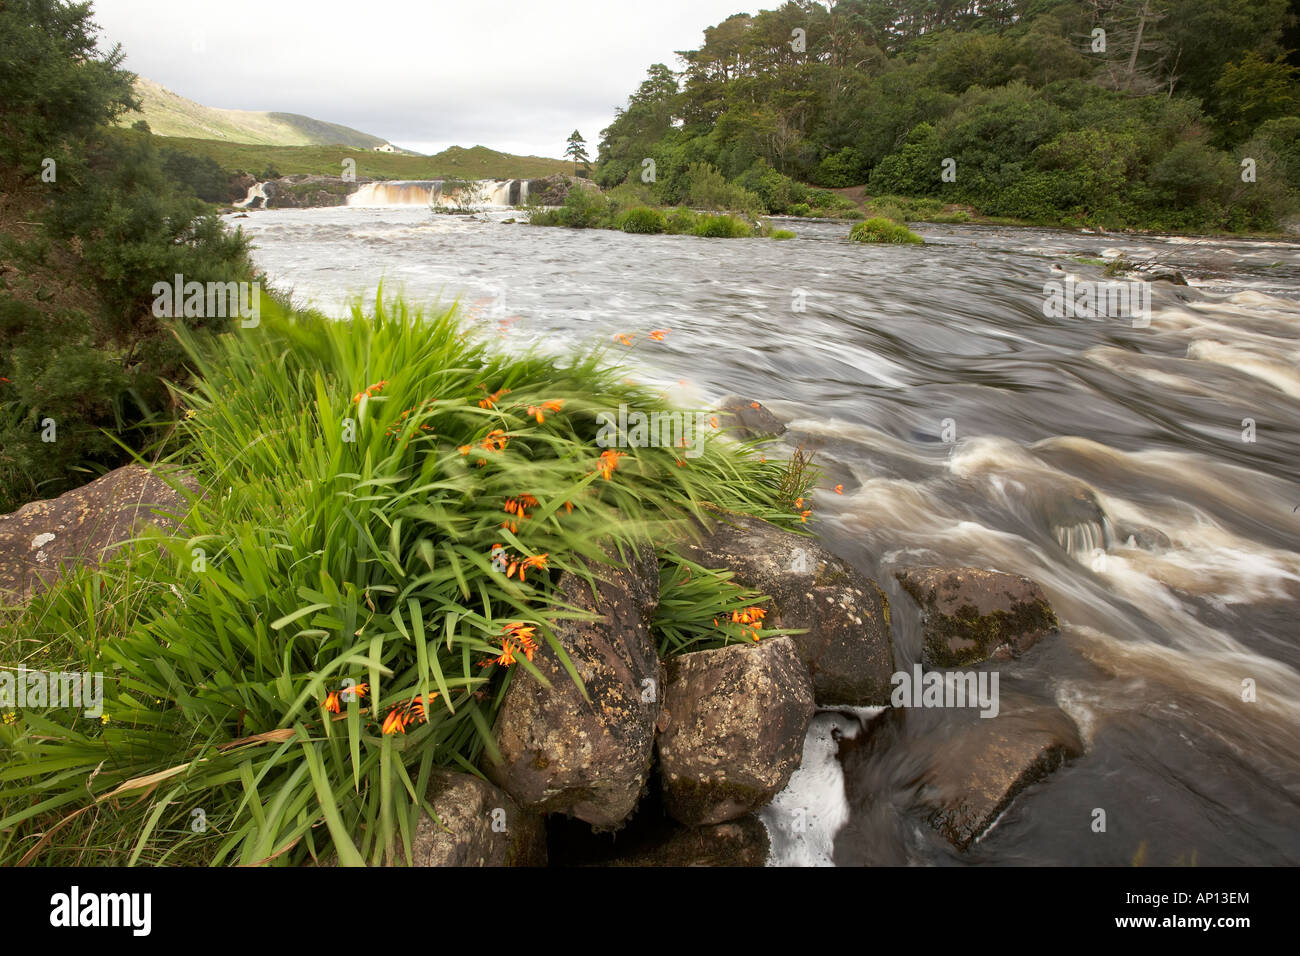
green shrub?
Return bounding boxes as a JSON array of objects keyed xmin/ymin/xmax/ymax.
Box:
[
  {"xmin": 617, "ymin": 206, "xmax": 667, "ymax": 233},
  {"xmin": 554, "ymin": 185, "xmax": 611, "ymax": 228},
  {"xmin": 665, "ymin": 206, "xmax": 700, "ymax": 234},
  {"xmin": 694, "ymin": 213, "xmax": 755, "ymax": 238},
  {"xmin": 770, "ymin": 229, "xmax": 797, "ymax": 240},
  {"xmin": 849, "ymin": 217, "xmax": 924, "ymax": 244},
  {"xmin": 789, "ymin": 203, "xmax": 812, "ymax": 217}
]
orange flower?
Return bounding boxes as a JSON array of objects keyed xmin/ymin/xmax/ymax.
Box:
[
  {"xmin": 800, "ymin": 510, "xmax": 812, "ymax": 523},
  {"xmin": 381, "ymin": 694, "xmax": 435, "ymax": 735},
  {"xmin": 649, "ymin": 329, "xmax": 668, "ymax": 341},
  {"xmin": 795, "ymin": 497, "xmax": 803, "ymax": 508},
  {"xmin": 478, "ymin": 386, "xmax": 511, "ymax": 410},
  {"xmin": 596, "ymin": 449, "xmax": 624, "ymax": 480},
  {"xmin": 320, "ymin": 681, "xmax": 369, "ymax": 714},
  {"xmin": 526, "ymin": 400, "xmax": 563, "ymax": 424},
  {"xmin": 613, "ymin": 333, "xmax": 635, "ymax": 347},
  {"xmin": 710, "ymin": 416, "xmax": 719, "ymax": 428},
  {"xmin": 481, "ymin": 429, "xmax": 509, "ymax": 452},
  {"xmin": 518, "ymin": 552, "xmax": 548, "ymax": 582},
  {"xmin": 750, "ymin": 401, "xmax": 760, "ymax": 409},
  {"xmin": 353, "ymin": 380, "xmax": 388, "ymax": 404},
  {"xmin": 458, "ymin": 444, "xmax": 471, "ymax": 455},
  {"xmin": 480, "ymin": 622, "xmax": 540, "ymax": 667},
  {"xmin": 501, "ymin": 494, "xmax": 540, "ymax": 533},
  {"xmin": 834, "ymin": 484, "xmax": 843, "ymax": 495}
]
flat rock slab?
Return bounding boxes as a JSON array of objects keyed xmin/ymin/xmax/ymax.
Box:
[
  {"xmin": 406, "ymin": 769, "xmax": 546, "ymax": 866},
  {"xmin": 0, "ymin": 464, "xmax": 193, "ymax": 602},
  {"xmin": 895, "ymin": 566, "xmax": 1058, "ymax": 667},
  {"xmin": 657, "ymin": 636, "xmax": 815, "ymax": 826},
  {"xmin": 677, "ymin": 515, "xmax": 894, "ymax": 705},
  {"xmin": 484, "ymin": 546, "xmax": 662, "ymax": 829}
]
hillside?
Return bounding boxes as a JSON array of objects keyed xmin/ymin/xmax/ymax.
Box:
[
  {"xmin": 121, "ymin": 77, "xmax": 397, "ymax": 149},
  {"xmin": 159, "ymin": 137, "xmax": 574, "ymax": 181}
]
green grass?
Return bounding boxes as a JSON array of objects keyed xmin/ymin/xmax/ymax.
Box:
[
  {"xmin": 849, "ymin": 217, "xmax": 925, "ymax": 245},
  {"xmin": 0, "ymin": 293, "xmax": 813, "ymax": 866},
  {"xmin": 770, "ymin": 229, "xmax": 797, "ymax": 240},
  {"xmin": 147, "ymin": 137, "xmax": 572, "ymax": 181}
]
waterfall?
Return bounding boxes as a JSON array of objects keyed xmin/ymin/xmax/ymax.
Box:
[
  {"xmin": 234, "ymin": 182, "xmax": 268, "ymax": 209},
  {"xmin": 346, "ymin": 179, "xmax": 534, "ymax": 209},
  {"xmin": 347, "ymin": 181, "xmax": 440, "ymax": 207}
]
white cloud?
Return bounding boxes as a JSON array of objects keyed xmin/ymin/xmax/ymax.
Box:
[{"xmin": 88, "ymin": 0, "xmax": 754, "ymax": 157}]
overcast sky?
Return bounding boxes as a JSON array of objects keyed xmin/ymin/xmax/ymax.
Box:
[{"xmin": 88, "ymin": 0, "xmax": 760, "ymax": 158}]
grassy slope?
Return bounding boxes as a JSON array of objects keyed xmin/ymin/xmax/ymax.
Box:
[
  {"xmin": 159, "ymin": 137, "xmax": 574, "ymax": 180},
  {"xmin": 121, "ymin": 77, "xmax": 391, "ymax": 149}
]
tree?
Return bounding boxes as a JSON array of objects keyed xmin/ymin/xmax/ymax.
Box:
[{"xmin": 565, "ymin": 130, "xmax": 591, "ymax": 176}]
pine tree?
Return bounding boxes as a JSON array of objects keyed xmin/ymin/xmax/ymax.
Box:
[{"xmin": 564, "ymin": 130, "xmax": 591, "ymax": 177}]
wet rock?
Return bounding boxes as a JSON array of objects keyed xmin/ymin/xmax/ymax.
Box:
[
  {"xmin": 838, "ymin": 698, "xmax": 1081, "ymax": 854},
  {"xmin": 404, "ymin": 769, "xmax": 545, "ymax": 866},
  {"xmin": 483, "ymin": 546, "xmax": 661, "ymax": 829},
  {"xmin": 608, "ymin": 815, "xmax": 770, "ymax": 866},
  {"xmin": 916, "ymin": 704, "xmax": 1082, "ymax": 850},
  {"xmin": 717, "ymin": 395, "xmax": 787, "ymax": 440},
  {"xmin": 895, "ymin": 566, "xmax": 1058, "ymax": 667},
  {"xmin": 0, "ymin": 465, "xmax": 194, "ymax": 602},
  {"xmin": 657, "ymin": 636, "xmax": 815, "ymax": 826},
  {"xmin": 676, "ymin": 515, "xmax": 895, "ymax": 705}
]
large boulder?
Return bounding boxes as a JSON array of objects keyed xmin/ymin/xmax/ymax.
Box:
[
  {"xmin": 0, "ymin": 465, "xmax": 193, "ymax": 602},
  {"xmin": 676, "ymin": 515, "xmax": 895, "ymax": 705},
  {"xmin": 483, "ymin": 546, "xmax": 662, "ymax": 829},
  {"xmin": 404, "ymin": 769, "xmax": 545, "ymax": 866},
  {"xmin": 656, "ymin": 636, "xmax": 815, "ymax": 826},
  {"xmin": 895, "ymin": 566, "xmax": 1058, "ymax": 667}
]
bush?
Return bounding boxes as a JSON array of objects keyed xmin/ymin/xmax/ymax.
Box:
[
  {"xmin": 770, "ymin": 229, "xmax": 796, "ymax": 240},
  {"xmin": 665, "ymin": 207, "xmax": 700, "ymax": 234},
  {"xmin": 617, "ymin": 206, "xmax": 667, "ymax": 233},
  {"xmin": 789, "ymin": 203, "xmax": 812, "ymax": 217},
  {"xmin": 684, "ymin": 162, "xmax": 763, "ymax": 214},
  {"xmin": 694, "ymin": 213, "xmax": 755, "ymax": 238},
  {"xmin": 0, "ymin": 296, "xmax": 814, "ymax": 865},
  {"xmin": 551, "ymin": 184, "xmax": 610, "ymax": 228},
  {"xmin": 813, "ymin": 147, "xmax": 866, "ymax": 188},
  {"xmin": 849, "ymin": 217, "xmax": 924, "ymax": 244}
]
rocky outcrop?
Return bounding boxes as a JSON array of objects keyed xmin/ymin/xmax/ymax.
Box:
[
  {"xmin": 0, "ymin": 464, "xmax": 194, "ymax": 601},
  {"xmin": 403, "ymin": 769, "xmax": 546, "ymax": 866},
  {"xmin": 717, "ymin": 396, "xmax": 787, "ymax": 440},
  {"xmin": 483, "ymin": 546, "xmax": 662, "ymax": 829},
  {"xmin": 677, "ymin": 515, "xmax": 894, "ymax": 705},
  {"xmin": 262, "ymin": 175, "xmax": 365, "ymax": 209},
  {"xmin": 526, "ymin": 174, "xmax": 601, "ymax": 206},
  {"xmin": 895, "ymin": 566, "xmax": 1058, "ymax": 667},
  {"xmin": 657, "ymin": 636, "xmax": 815, "ymax": 826}
]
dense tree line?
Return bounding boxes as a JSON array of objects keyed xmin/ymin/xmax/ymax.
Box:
[
  {"xmin": 595, "ymin": 0, "xmax": 1300, "ymax": 230},
  {"xmin": 0, "ymin": 0, "xmax": 255, "ymax": 509}
]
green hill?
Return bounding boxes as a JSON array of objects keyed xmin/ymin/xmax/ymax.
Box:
[
  {"xmin": 121, "ymin": 77, "xmax": 397, "ymax": 149},
  {"xmin": 158, "ymin": 137, "xmax": 574, "ymax": 181}
]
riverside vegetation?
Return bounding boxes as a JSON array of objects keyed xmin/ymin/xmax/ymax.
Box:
[{"xmin": 593, "ymin": 0, "xmax": 1300, "ymax": 233}]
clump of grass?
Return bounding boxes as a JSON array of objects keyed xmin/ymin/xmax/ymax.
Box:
[
  {"xmin": 616, "ymin": 206, "xmax": 667, "ymax": 234},
  {"xmin": 694, "ymin": 214, "xmax": 756, "ymax": 238},
  {"xmin": 849, "ymin": 217, "xmax": 924, "ymax": 245},
  {"xmin": 770, "ymin": 229, "xmax": 797, "ymax": 240},
  {"xmin": 0, "ymin": 293, "xmax": 812, "ymax": 866}
]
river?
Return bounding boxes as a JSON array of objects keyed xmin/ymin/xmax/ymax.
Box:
[{"xmin": 229, "ymin": 205, "xmax": 1300, "ymax": 866}]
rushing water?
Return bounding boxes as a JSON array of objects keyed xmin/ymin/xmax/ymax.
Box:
[{"xmin": 229, "ymin": 206, "xmax": 1300, "ymax": 866}]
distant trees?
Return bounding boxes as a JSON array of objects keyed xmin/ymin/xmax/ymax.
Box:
[
  {"xmin": 565, "ymin": 130, "xmax": 591, "ymax": 177},
  {"xmin": 590, "ymin": 0, "xmax": 1300, "ymax": 232}
]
